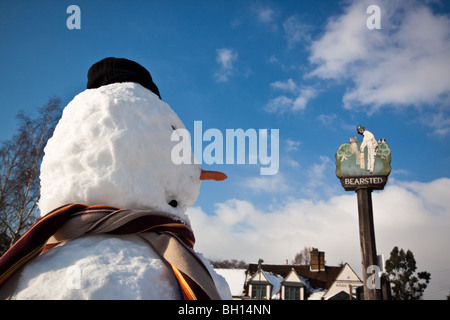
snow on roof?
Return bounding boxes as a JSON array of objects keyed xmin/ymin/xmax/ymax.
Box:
[
  {"xmin": 214, "ymin": 268, "xmax": 247, "ymax": 297},
  {"xmin": 261, "ymin": 271, "xmax": 283, "ymax": 299},
  {"xmin": 299, "ymin": 275, "xmax": 323, "ymax": 294},
  {"xmin": 307, "ymin": 291, "xmax": 326, "ymax": 300}
]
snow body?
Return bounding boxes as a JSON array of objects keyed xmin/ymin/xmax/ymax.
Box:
[
  {"xmin": 39, "ymin": 82, "xmax": 199, "ymax": 218},
  {"xmin": 9, "ymin": 82, "xmax": 231, "ymax": 299}
]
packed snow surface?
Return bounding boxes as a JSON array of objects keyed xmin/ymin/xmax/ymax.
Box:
[
  {"xmin": 12, "ymin": 235, "xmax": 180, "ymax": 299},
  {"xmin": 39, "ymin": 82, "xmax": 201, "ymax": 222},
  {"xmin": 11, "ymin": 235, "xmax": 231, "ymax": 300}
]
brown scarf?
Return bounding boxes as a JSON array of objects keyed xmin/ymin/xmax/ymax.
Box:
[{"xmin": 0, "ymin": 204, "xmax": 221, "ymax": 300}]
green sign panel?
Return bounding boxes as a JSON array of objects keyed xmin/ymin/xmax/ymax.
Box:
[{"xmin": 336, "ymin": 126, "xmax": 391, "ymax": 191}]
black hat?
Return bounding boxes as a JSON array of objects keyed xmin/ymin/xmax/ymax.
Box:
[{"xmin": 86, "ymin": 57, "xmax": 161, "ymax": 99}]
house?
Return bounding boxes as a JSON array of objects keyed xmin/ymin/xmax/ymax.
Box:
[
  {"xmin": 247, "ymin": 267, "xmax": 283, "ymax": 300},
  {"xmin": 216, "ymin": 248, "xmax": 363, "ymax": 300},
  {"xmin": 280, "ymin": 268, "xmax": 306, "ymax": 300}
]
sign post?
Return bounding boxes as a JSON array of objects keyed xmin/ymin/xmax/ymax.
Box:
[
  {"xmin": 335, "ymin": 125, "xmax": 391, "ymax": 300},
  {"xmin": 356, "ymin": 187, "xmax": 380, "ymax": 300}
]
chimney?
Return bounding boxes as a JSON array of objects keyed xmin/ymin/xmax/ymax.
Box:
[{"xmin": 310, "ymin": 248, "xmax": 325, "ymax": 272}]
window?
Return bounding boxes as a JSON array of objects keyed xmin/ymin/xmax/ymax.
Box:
[
  {"xmin": 251, "ymin": 284, "xmax": 267, "ymax": 299},
  {"xmin": 284, "ymin": 286, "xmax": 300, "ymax": 300}
]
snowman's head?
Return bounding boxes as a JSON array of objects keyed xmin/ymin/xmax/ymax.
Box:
[{"xmin": 39, "ymin": 58, "xmax": 225, "ymax": 224}]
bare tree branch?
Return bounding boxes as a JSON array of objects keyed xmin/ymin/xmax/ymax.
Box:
[{"xmin": 0, "ymin": 97, "xmax": 62, "ymax": 253}]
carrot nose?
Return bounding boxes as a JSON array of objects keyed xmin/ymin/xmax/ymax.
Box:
[{"xmin": 200, "ymin": 169, "xmax": 227, "ymax": 181}]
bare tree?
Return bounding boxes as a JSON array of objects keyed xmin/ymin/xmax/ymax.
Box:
[
  {"xmin": 0, "ymin": 97, "xmax": 62, "ymax": 253},
  {"xmin": 291, "ymin": 246, "xmax": 311, "ymax": 265},
  {"xmin": 209, "ymin": 259, "xmax": 248, "ymax": 269}
]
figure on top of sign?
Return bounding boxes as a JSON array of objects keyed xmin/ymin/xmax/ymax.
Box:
[
  {"xmin": 335, "ymin": 125, "xmax": 391, "ymax": 185},
  {"xmin": 357, "ymin": 125, "xmax": 378, "ymax": 174}
]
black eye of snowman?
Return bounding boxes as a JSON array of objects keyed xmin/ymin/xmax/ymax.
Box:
[{"xmin": 168, "ymin": 200, "xmax": 178, "ymax": 208}]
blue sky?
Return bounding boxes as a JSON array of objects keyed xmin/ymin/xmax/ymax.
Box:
[{"xmin": 1, "ymin": 0, "xmax": 450, "ymax": 299}]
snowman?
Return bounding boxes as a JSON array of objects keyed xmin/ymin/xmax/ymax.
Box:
[{"xmin": 0, "ymin": 57, "xmax": 231, "ymax": 300}]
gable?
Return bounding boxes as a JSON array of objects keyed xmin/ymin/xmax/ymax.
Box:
[
  {"xmin": 247, "ymin": 263, "xmax": 343, "ymax": 291},
  {"xmin": 322, "ymin": 264, "xmax": 363, "ymax": 300},
  {"xmin": 249, "ymin": 270, "xmax": 271, "ymax": 284},
  {"xmin": 282, "ymin": 268, "xmax": 304, "ymax": 284},
  {"xmin": 335, "ymin": 264, "xmax": 362, "ymax": 282}
]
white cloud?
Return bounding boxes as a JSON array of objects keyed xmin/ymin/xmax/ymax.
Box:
[
  {"xmin": 268, "ymin": 56, "xmax": 299, "ymax": 72},
  {"xmin": 300, "ymin": 156, "xmax": 339, "ymax": 200},
  {"xmin": 239, "ymin": 173, "xmax": 290, "ymax": 194},
  {"xmin": 308, "ymin": 0, "xmax": 370, "ymax": 80},
  {"xmin": 285, "ymin": 138, "xmax": 301, "ymax": 152},
  {"xmin": 265, "ymin": 80, "xmax": 317, "ymax": 114},
  {"xmin": 283, "ymin": 15, "xmax": 311, "ymax": 48},
  {"xmin": 317, "ymin": 113, "xmax": 337, "ymax": 125},
  {"xmin": 308, "ymin": 0, "xmax": 450, "ymax": 117},
  {"xmin": 189, "ymin": 177, "xmax": 450, "ymax": 299},
  {"xmin": 292, "ymin": 86, "xmax": 317, "ymax": 111},
  {"xmin": 255, "ymin": 7, "xmax": 275, "ymax": 25},
  {"xmin": 270, "ymin": 79, "xmax": 297, "ymax": 93},
  {"xmin": 286, "ymin": 157, "xmax": 300, "ymax": 168},
  {"xmin": 421, "ymin": 111, "xmax": 450, "ymax": 136},
  {"xmin": 307, "ymin": 155, "xmax": 330, "ymax": 182},
  {"xmin": 214, "ymin": 48, "xmax": 238, "ymax": 82},
  {"xmin": 265, "ymin": 96, "xmax": 294, "ymax": 114},
  {"xmin": 251, "ymin": 5, "xmax": 280, "ymax": 32}
]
